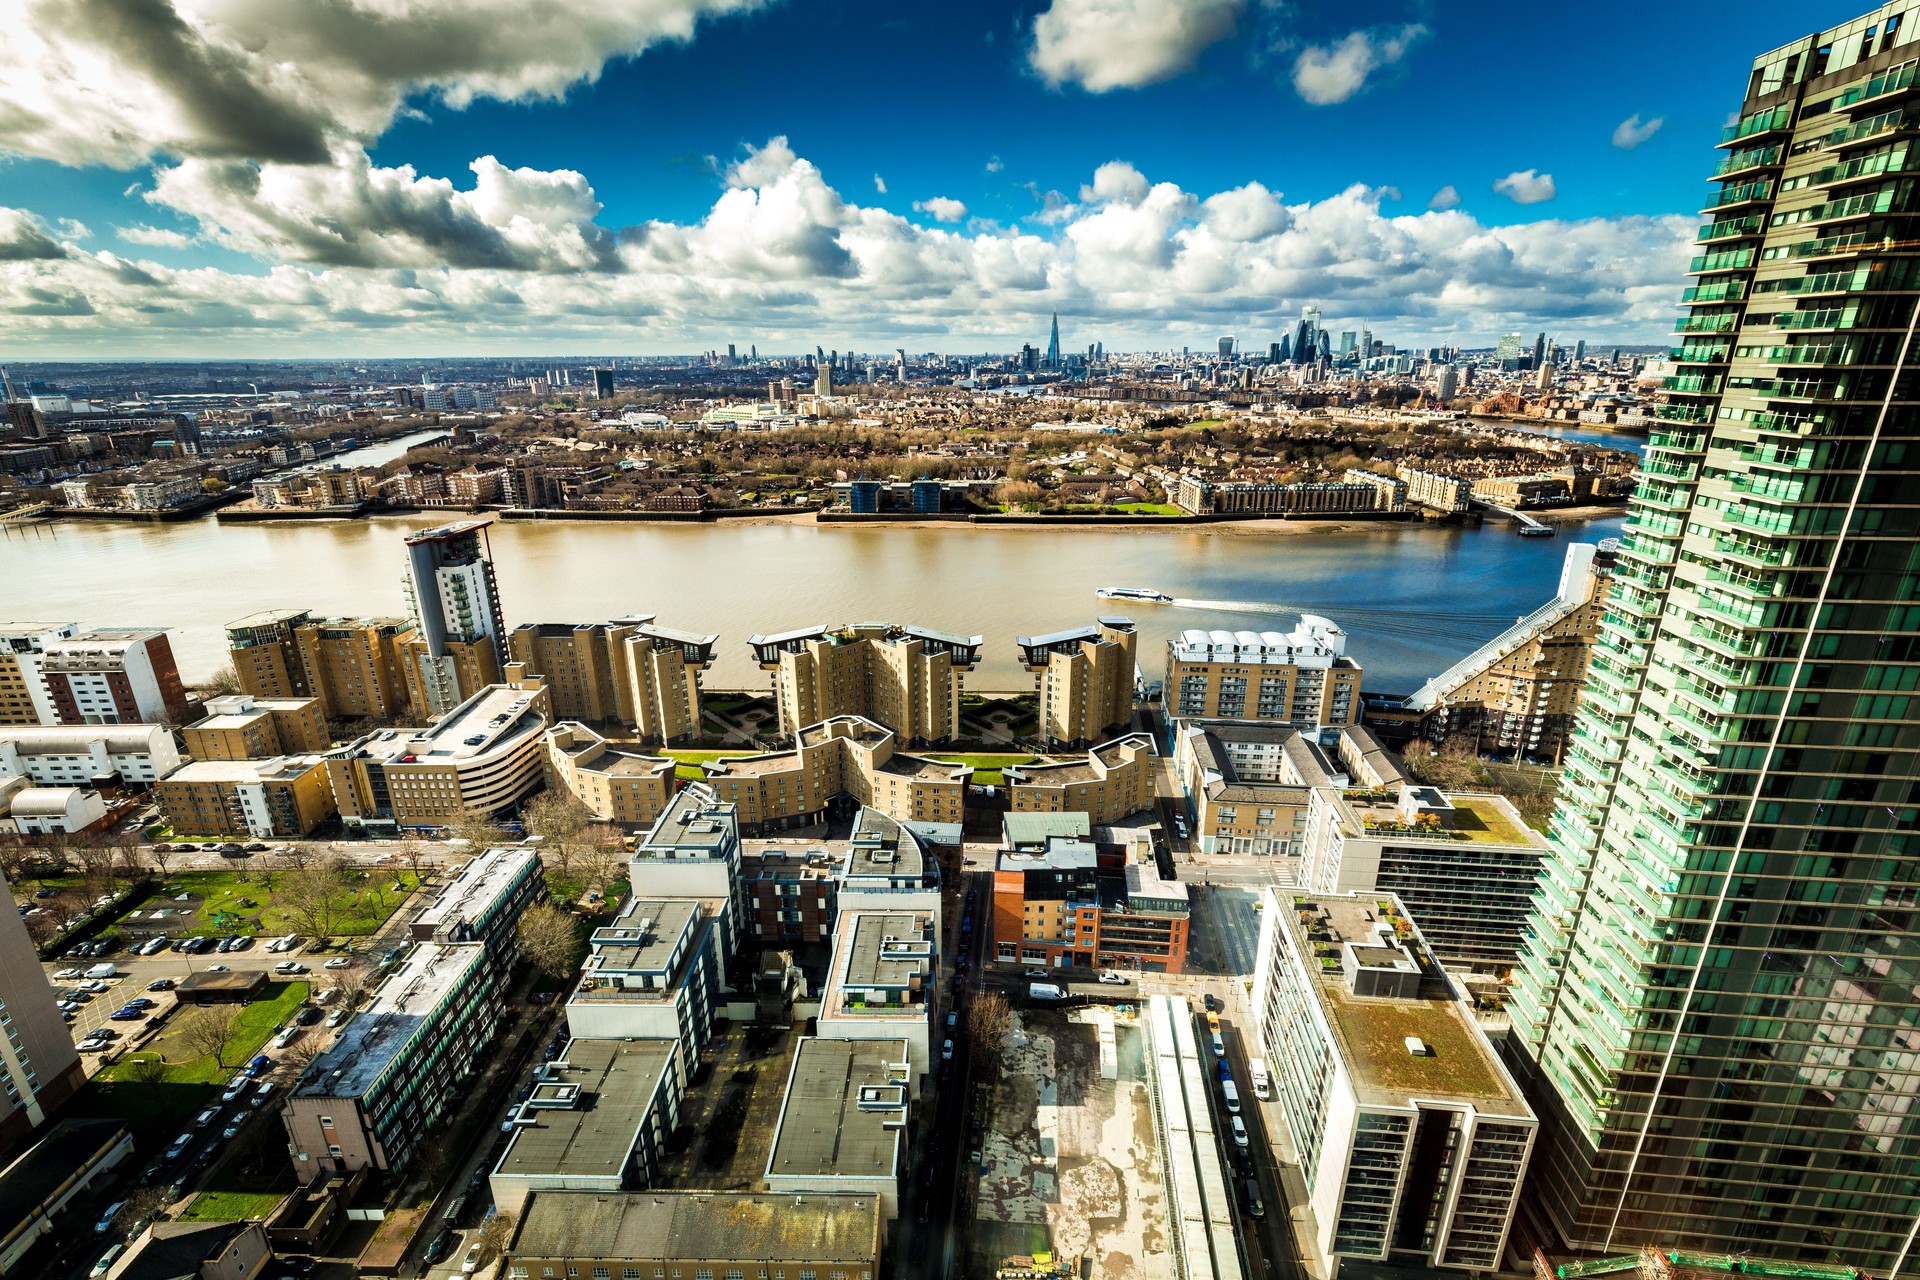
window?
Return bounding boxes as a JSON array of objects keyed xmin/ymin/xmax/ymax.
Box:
[{"xmin": 595, "ymin": 1272, "xmax": 611, "ymax": 1280}]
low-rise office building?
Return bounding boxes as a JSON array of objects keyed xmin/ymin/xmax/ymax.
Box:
[
  {"xmin": 765, "ymin": 1037, "xmax": 909, "ymax": 1221},
  {"xmin": 748, "ymin": 621, "xmax": 983, "ymax": 744},
  {"xmin": 489, "ymin": 1038, "xmax": 683, "ymax": 1215},
  {"xmin": 1298, "ymin": 780, "xmax": 1546, "ymax": 973},
  {"xmin": 0, "ymin": 724, "xmax": 183, "ymax": 788},
  {"xmin": 284, "ymin": 941, "xmax": 505, "ymax": 1182},
  {"xmin": 507, "ymin": 616, "xmax": 719, "ymax": 744},
  {"xmin": 153, "ymin": 755, "xmax": 335, "ymax": 838},
  {"xmin": 180, "ymin": 694, "xmax": 329, "ymax": 760},
  {"xmin": 1249, "ymin": 889, "xmax": 1535, "ymax": 1271},
  {"xmin": 542, "ymin": 722, "xmax": 674, "ymax": 825},
  {"xmin": 565, "ymin": 897, "xmax": 720, "ymax": 1067},
  {"xmin": 991, "ymin": 845, "xmax": 1191, "ymax": 974},
  {"xmin": 325, "ymin": 677, "xmax": 549, "ymax": 834},
  {"xmin": 100, "ymin": 1221, "xmax": 271, "ymax": 1280},
  {"xmin": 1004, "ymin": 732, "xmax": 1154, "ymax": 825},
  {"xmin": 1016, "ymin": 617, "xmax": 1137, "ymax": 749},
  {"xmin": 817, "ymin": 910, "xmax": 937, "ymax": 1091},
  {"xmin": 505, "ymin": 1190, "xmax": 882, "ymax": 1280},
  {"xmin": 1164, "ymin": 617, "xmax": 1362, "ymax": 729}
]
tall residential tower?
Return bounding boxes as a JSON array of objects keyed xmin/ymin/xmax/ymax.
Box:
[
  {"xmin": 400, "ymin": 520, "xmax": 505, "ymax": 718},
  {"xmin": 1508, "ymin": 8, "xmax": 1920, "ymax": 1269}
]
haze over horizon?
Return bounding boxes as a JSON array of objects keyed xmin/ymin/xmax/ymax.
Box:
[{"xmin": 0, "ymin": 0, "xmax": 1867, "ymax": 357}]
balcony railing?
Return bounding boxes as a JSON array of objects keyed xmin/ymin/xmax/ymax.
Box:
[
  {"xmin": 1681, "ymin": 280, "xmax": 1746, "ymax": 305},
  {"xmin": 1689, "ymin": 247, "xmax": 1756, "ymax": 274},
  {"xmin": 1720, "ymin": 104, "xmax": 1793, "ymax": 145},
  {"xmin": 1697, "ymin": 215, "xmax": 1764, "ymax": 243},
  {"xmin": 1712, "ymin": 144, "xmax": 1781, "ymax": 178},
  {"xmin": 1831, "ymin": 62, "xmax": 1920, "ymax": 112}
]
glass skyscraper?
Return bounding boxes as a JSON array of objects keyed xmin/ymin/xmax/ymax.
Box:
[{"xmin": 1508, "ymin": 5, "xmax": 1920, "ymax": 1269}]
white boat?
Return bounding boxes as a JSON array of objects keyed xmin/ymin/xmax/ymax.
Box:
[{"xmin": 1096, "ymin": 586, "xmax": 1174, "ymax": 603}]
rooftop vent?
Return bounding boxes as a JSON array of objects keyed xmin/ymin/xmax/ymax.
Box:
[{"xmin": 1405, "ymin": 1037, "xmax": 1429, "ymax": 1057}]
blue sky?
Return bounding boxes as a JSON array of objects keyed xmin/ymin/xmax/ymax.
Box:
[{"xmin": 0, "ymin": 0, "xmax": 1875, "ymax": 355}]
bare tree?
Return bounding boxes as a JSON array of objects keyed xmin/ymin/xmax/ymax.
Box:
[
  {"xmin": 145, "ymin": 841, "xmax": 180, "ymax": 880},
  {"xmin": 279, "ymin": 859, "xmax": 349, "ymax": 942},
  {"xmin": 285, "ymin": 1037, "xmax": 328, "ymax": 1074},
  {"xmin": 398, "ymin": 839, "xmax": 435, "ymax": 889},
  {"xmin": 1402, "ymin": 737, "xmax": 1484, "ymax": 792},
  {"xmin": 444, "ymin": 812, "xmax": 512, "ymax": 855},
  {"xmin": 177, "ymin": 1005, "xmax": 243, "ymax": 1069},
  {"xmin": 516, "ymin": 903, "xmax": 584, "ymax": 980},
  {"xmin": 523, "ymin": 791, "xmax": 594, "ymax": 885},
  {"xmin": 199, "ymin": 665, "xmax": 244, "ymax": 698},
  {"xmin": 967, "ymin": 991, "xmax": 1014, "ymax": 1082},
  {"xmin": 472, "ymin": 1210, "xmax": 517, "ymax": 1267},
  {"xmin": 128, "ymin": 1053, "xmax": 169, "ymax": 1086}
]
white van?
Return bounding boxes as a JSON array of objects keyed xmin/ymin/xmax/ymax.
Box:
[
  {"xmin": 85, "ymin": 963, "xmax": 117, "ymax": 979},
  {"xmin": 1222, "ymin": 1079, "xmax": 1241, "ymax": 1114},
  {"xmin": 1210, "ymin": 1031, "xmax": 1226, "ymax": 1058},
  {"xmin": 1249, "ymin": 1058, "xmax": 1271, "ymax": 1101}
]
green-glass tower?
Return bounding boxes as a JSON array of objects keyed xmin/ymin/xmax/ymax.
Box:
[{"xmin": 1508, "ymin": 6, "xmax": 1920, "ymax": 1269}]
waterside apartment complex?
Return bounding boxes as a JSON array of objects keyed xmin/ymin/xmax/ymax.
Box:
[{"xmin": 747, "ymin": 621, "xmax": 983, "ymax": 744}]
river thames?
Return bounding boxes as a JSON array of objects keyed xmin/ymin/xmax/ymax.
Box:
[{"xmin": 1, "ymin": 512, "xmax": 1624, "ymax": 694}]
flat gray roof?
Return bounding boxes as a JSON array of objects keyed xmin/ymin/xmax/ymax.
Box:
[
  {"xmin": 511, "ymin": 1190, "xmax": 881, "ymax": 1264},
  {"xmin": 493, "ymin": 1039, "xmax": 677, "ymax": 1180},
  {"xmin": 587, "ymin": 899, "xmax": 699, "ymax": 975},
  {"xmin": 637, "ymin": 787, "xmax": 736, "ymax": 859},
  {"xmin": 295, "ymin": 942, "xmax": 484, "ymax": 1099},
  {"xmin": 841, "ymin": 912, "xmax": 933, "ymax": 991},
  {"xmin": 414, "ymin": 846, "xmax": 536, "ymax": 936},
  {"xmin": 767, "ymin": 1038, "xmax": 908, "ymax": 1181}
]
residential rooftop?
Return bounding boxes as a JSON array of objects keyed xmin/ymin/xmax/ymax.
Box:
[
  {"xmin": 296, "ymin": 941, "xmax": 485, "ymax": 1099},
  {"xmin": 1285, "ymin": 893, "xmax": 1527, "ymax": 1112},
  {"xmin": 510, "ymin": 1190, "xmax": 882, "ymax": 1265},
  {"xmin": 343, "ymin": 683, "xmax": 545, "ymax": 766},
  {"xmin": 635, "ymin": 786, "xmax": 737, "ymax": 859},
  {"xmin": 493, "ymin": 1039, "xmax": 677, "ymax": 1181},
  {"xmin": 1168, "ymin": 616, "xmax": 1349, "ymax": 664},
  {"xmin": 1002, "ymin": 811, "xmax": 1092, "ymax": 848},
  {"xmin": 1332, "ymin": 788, "xmax": 1546, "ymax": 849},
  {"xmin": 583, "ymin": 898, "xmax": 703, "ymax": 978},
  {"xmin": 767, "ymin": 1037, "xmax": 908, "ymax": 1182},
  {"xmin": 156, "ymin": 755, "xmax": 322, "ymax": 783},
  {"xmin": 413, "ymin": 846, "xmax": 537, "ymax": 938}
]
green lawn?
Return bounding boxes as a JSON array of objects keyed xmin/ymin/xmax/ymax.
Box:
[
  {"xmin": 924, "ymin": 752, "xmax": 1041, "ymax": 788},
  {"xmin": 103, "ymin": 981, "xmax": 311, "ymax": 1086},
  {"xmin": 132, "ymin": 869, "xmax": 420, "ymax": 940},
  {"xmin": 661, "ymin": 748, "xmax": 760, "ymax": 782},
  {"xmin": 1112, "ymin": 501, "xmax": 1185, "ymax": 516},
  {"xmin": 179, "ymin": 1189, "xmax": 287, "ymax": 1221}
]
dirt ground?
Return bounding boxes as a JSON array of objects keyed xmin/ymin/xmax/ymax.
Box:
[
  {"xmin": 971, "ymin": 1008, "xmax": 1167, "ymax": 1280},
  {"xmin": 654, "ymin": 1021, "xmax": 799, "ymax": 1192}
]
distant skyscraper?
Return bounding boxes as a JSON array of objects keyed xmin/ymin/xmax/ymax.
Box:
[
  {"xmin": 1217, "ymin": 336, "xmax": 1234, "ymax": 361},
  {"xmin": 1573, "ymin": 339, "xmax": 1586, "ymax": 364},
  {"xmin": 1339, "ymin": 331, "xmax": 1357, "ymax": 355},
  {"xmin": 1358, "ymin": 327, "xmax": 1372, "ymax": 362},
  {"xmin": 1291, "ymin": 318, "xmax": 1313, "ymax": 365},
  {"xmin": 1531, "ymin": 331, "xmax": 1546, "ymax": 368},
  {"xmin": 815, "ymin": 362, "xmax": 833, "ymax": 398},
  {"xmin": 1268, "ymin": 342, "xmax": 1282, "ymax": 363},
  {"xmin": 1508, "ymin": 11, "xmax": 1920, "ymax": 1271},
  {"xmin": 401, "ymin": 519, "xmax": 504, "ymax": 718},
  {"xmin": 589, "ymin": 367, "xmax": 614, "ymax": 399},
  {"xmin": 1496, "ymin": 333, "xmax": 1524, "ymax": 367},
  {"xmin": 1276, "ymin": 334, "xmax": 1292, "ymax": 362},
  {"xmin": 1316, "ymin": 331, "xmax": 1332, "ymax": 363},
  {"xmin": 1047, "ymin": 313, "xmax": 1062, "ymax": 368},
  {"xmin": 1433, "ymin": 364, "xmax": 1458, "ymax": 400}
]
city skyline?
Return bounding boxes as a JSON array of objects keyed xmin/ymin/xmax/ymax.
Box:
[{"xmin": 0, "ymin": 0, "xmax": 1869, "ymax": 357}]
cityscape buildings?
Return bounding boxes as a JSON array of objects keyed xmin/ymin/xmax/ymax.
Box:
[
  {"xmin": 507, "ymin": 617, "xmax": 718, "ymax": 744},
  {"xmin": 1164, "ymin": 616, "xmax": 1362, "ymax": 730},
  {"xmin": 1507, "ymin": 8, "xmax": 1920, "ymax": 1266},
  {"xmin": 1015, "ymin": 617, "xmax": 1138, "ymax": 748},
  {"xmin": 747, "ymin": 621, "xmax": 983, "ymax": 744},
  {"xmin": 399, "ymin": 519, "xmax": 505, "ymax": 718}
]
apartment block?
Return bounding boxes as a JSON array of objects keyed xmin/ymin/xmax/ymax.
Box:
[
  {"xmin": 1164, "ymin": 615, "xmax": 1361, "ymax": 729},
  {"xmin": 991, "ymin": 843, "xmax": 1190, "ymax": 974},
  {"xmin": 506, "ymin": 1190, "xmax": 881, "ymax": 1280},
  {"xmin": 154, "ymin": 756, "xmax": 335, "ymax": 839},
  {"xmin": 0, "ymin": 784, "xmax": 109, "ymax": 836},
  {"xmin": 0, "ymin": 622, "xmax": 76, "ymax": 725},
  {"xmin": 400, "ymin": 519, "xmax": 505, "ymax": 717},
  {"xmin": 565, "ymin": 897, "xmax": 720, "ymax": 1069},
  {"xmin": 507, "ymin": 616, "xmax": 719, "ymax": 744},
  {"xmin": 284, "ymin": 943, "xmax": 502, "ymax": 1182},
  {"xmin": 817, "ymin": 910, "xmax": 937, "ymax": 1090},
  {"xmin": 742, "ymin": 846, "xmax": 837, "ymax": 944},
  {"xmin": 765, "ymin": 1037, "xmax": 909, "ymax": 1221},
  {"xmin": 1004, "ymin": 732, "xmax": 1155, "ymax": 824},
  {"xmin": 1173, "ymin": 722, "xmax": 1401, "ymax": 858},
  {"xmin": 410, "ymin": 845, "xmax": 546, "ymax": 962},
  {"xmin": 180, "ymin": 694, "xmax": 329, "ymax": 760},
  {"xmin": 1299, "ymin": 782, "xmax": 1546, "ymax": 973},
  {"xmin": 1386, "ymin": 541, "xmax": 1614, "ymax": 763},
  {"xmin": 326, "ymin": 678, "xmax": 549, "ymax": 834},
  {"xmin": 0, "ymin": 724, "xmax": 183, "ymax": 787},
  {"xmin": 628, "ymin": 786, "xmax": 748, "ymax": 964},
  {"xmin": 748, "ymin": 621, "xmax": 983, "ymax": 744},
  {"xmin": 225, "ymin": 610, "xmax": 317, "ymax": 703},
  {"xmin": 1016, "ymin": 616, "xmax": 1138, "ymax": 748},
  {"xmin": 40, "ymin": 628, "xmax": 189, "ymax": 725},
  {"xmin": 1249, "ymin": 888, "xmax": 1535, "ymax": 1271},
  {"xmin": 489, "ymin": 1038, "xmax": 683, "ymax": 1216},
  {"xmin": 1396, "ymin": 465, "xmax": 1474, "ymax": 514},
  {"xmin": 0, "ymin": 868, "xmax": 85, "ymax": 1148},
  {"xmin": 541, "ymin": 722, "xmax": 674, "ymax": 825},
  {"xmin": 294, "ymin": 616, "xmax": 415, "ymax": 721},
  {"xmin": 697, "ymin": 715, "xmax": 970, "ymax": 834}
]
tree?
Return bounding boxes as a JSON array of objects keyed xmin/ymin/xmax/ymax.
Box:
[
  {"xmin": 200, "ymin": 665, "xmax": 244, "ymax": 697},
  {"xmin": 177, "ymin": 1005, "xmax": 242, "ymax": 1069},
  {"xmin": 472, "ymin": 1210, "xmax": 517, "ymax": 1268},
  {"xmin": 146, "ymin": 842, "xmax": 181, "ymax": 880},
  {"xmin": 516, "ymin": 903, "xmax": 584, "ymax": 980},
  {"xmin": 285, "ymin": 1037, "xmax": 328, "ymax": 1074},
  {"xmin": 967, "ymin": 991, "xmax": 1014, "ymax": 1082},
  {"xmin": 279, "ymin": 859, "xmax": 350, "ymax": 941},
  {"xmin": 444, "ymin": 812, "xmax": 512, "ymax": 854},
  {"xmin": 522, "ymin": 791, "xmax": 593, "ymax": 885},
  {"xmin": 992, "ymin": 480, "xmax": 1043, "ymax": 510},
  {"xmin": 1402, "ymin": 737, "xmax": 1485, "ymax": 792}
]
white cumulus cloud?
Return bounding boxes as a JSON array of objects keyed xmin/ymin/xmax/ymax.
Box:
[
  {"xmin": 116, "ymin": 224, "xmax": 194, "ymax": 248},
  {"xmin": 1428, "ymin": 185, "xmax": 1460, "ymax": 211},
  {"xmin": 1291, "ymin": 24, "xmax": 1426, "ymax": 105},
  {"xmin": 0, "ymin": 0, "xmax": 768, "ymax": 168},
  {"xmin": 1493, "ymin": 169, "xmax": 1557, "ymax": 204},
  {"xmin": 0, "ymin": 146, "xmax": 1693, "ymax": 355},
  {"xmin": 873, "ymin": 174, "xmax": 887, "ymax": 194},
  {"xmin": 913, "ymin": 197, "xmax": 968, "ymax": 223},
  {"xmin": 1028, "ymin": 0, "xmax": 1242, "ymax": 92},
  {"xmin": 1612, "ymin": 113, "xmax": 1664, "ymax": 149}
]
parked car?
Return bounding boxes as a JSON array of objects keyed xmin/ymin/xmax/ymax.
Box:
[
  {"xmin": 146, "ymin": 978, "xmax": 175, "ymax": 992},
  {"xmin": 206, "ymin": 965, "xmax": 231, "ymax": 973},
  {"xmin": 323, "ymin": 956, "xmax": 353, "ymax": 969},
  {"xmin": 314, "ymin": 988, "xmax": 337, "ymax": 1005},
  {"xmin": 93, "ymin": 1201, "xmax": 125, "ymax": 1233},
  {"xmin": 222, "ymin": 1077, "xmax": 250, "ymax": 1103},
  {"xmin": 54, "ymin": 967, "xmax": 83, "ymax": 980},
  {"xmin": 941, "ymin": 1039, "xmax": 954, "ymax": 1061},
  {"xmin": 274, "ymin": 961, "xmax": 307, "ymax": 975},
  {"xmin": 193, "ymin": 1108, "xmax": 220, "ymax": 1128},
  {"xmin": 295, "ymin": 1005, "xmax": 323, "ymax": 1027},
  {"xmin": 1230, "ymin": 1115, "xmax": 1249, "ymax": 1150},
  {"xmin": 1097, "ymin": 971, "xmax": 1129, "ymax": 984},
  {"xmin": 273, "ymin": 1027, "xmax": 299, "ymax": 1049},
  {"xmin": 108, "ymin": 1008, "xmax": 146, "ymax": 1022},
  {"xmin": 78, "ymin": 980, "xmax": 111, "ymax": 993},
  {"xmin": 1243, "ymin": 1179, "xmax": 1265, "ymax": 1219},
  {"xmin": 1024, "ymin": 967, "xmax": 1048, "ymax": 979},
  {"xmin": 164, "ymin": 1134, "xmax": 192, "ymax": 1161},
  {"xmin": 89, "ymin": 1244, "xmax": 124, "ymax": 1278},
  {"xmin": 243, "ymin": 1054, "xmax": 271, "ymax": 1077},
  {"xmin": 422, "ymin": 1230, "xmax": 454, "ymax": 1265},
  {"xmin": 325, "ymin": 1009, "xmax": 348, "ymax": 1029}
]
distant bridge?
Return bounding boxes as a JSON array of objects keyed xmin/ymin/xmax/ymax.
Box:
[
  {"xmin": 0, "ymin": 503, "xmax": 51, "ymax": 523},
  {"xmin": 1468, "ymin": 497, "xmax": 1553, "ymax": 535}
]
